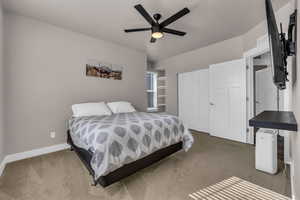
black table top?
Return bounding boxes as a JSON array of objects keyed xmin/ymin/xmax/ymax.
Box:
[{"xmin": 249, "ymin": 111, "xmax": 298, "ymax": 131}]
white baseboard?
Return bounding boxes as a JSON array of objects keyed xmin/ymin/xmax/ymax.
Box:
[
  {"xmin": 289, "ymin": 160, "xmax": 296, "ymax": 200},
  {"xmin": 0, "ymin": 143, "xmax": 70, "ymax": 176},
  {"xmin": 0, "ymin": 158, "xmax": 6, "ymax": 176}
]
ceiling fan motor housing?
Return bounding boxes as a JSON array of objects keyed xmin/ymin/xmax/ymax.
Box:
[
  {"xmin": 153, "ymin": 13, "xmax": 162, "ymax": 22},
  {"xmin": 152, "ymin": 25, "xmax": 160, "ymax": 33}
]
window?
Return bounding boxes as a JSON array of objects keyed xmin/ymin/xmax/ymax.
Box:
[{"xmin": 146, "ymin": 72, "xmax": 157, "ymax": 111}]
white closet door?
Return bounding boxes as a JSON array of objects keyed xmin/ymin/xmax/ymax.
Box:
[
  {"xmin": 178, "ymin": 72, "xmax": 193, "ymax": 130},
  {"xmin": 178, "ymin": 69, "xmax": 209, "ymax": 133},
  {"xmin": 209, "ymin": 59, "xmax": 247, "ymax": 143}
]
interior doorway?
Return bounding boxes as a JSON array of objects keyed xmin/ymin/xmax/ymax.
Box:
[
  {"xmin": 253, "ymin": 52, "xmax": 279, "ymax": 117},
  {"xmin": 244, "ymin": 49, "xmax": 291, "ymax": 197},
  {"xmin": 248, "ymin": 51, "xmax": 286, "ymax": 162}
]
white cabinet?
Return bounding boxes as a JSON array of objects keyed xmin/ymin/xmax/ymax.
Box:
[{"xmin": 255, "ymin": 129, "xmax": 278, "ymax": 174}]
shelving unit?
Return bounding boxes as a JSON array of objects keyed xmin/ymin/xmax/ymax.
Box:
[
  {"xmin": 158, "ymin": 95, "xmax": 166, "ymax": 98},
  {"xmin": 158, "ymin": 76, "xmax": 166, "ymax": 81},
  {"xmin": 157, "ymin": 70, "xmax": 166, "ymax": 112},
  {"xmin": 158, "ymin": 104, "xmax": 166, "ymax": 106}
]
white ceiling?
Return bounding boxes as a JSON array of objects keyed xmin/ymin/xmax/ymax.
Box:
[{"xmin": 3, "ymin": 0, "xmax": 289, "ymax": 62}]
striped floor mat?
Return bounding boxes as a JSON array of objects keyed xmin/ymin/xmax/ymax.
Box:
[{"xmin": 189, "ymin": 177, "xmax": 290, "ymax": 200}]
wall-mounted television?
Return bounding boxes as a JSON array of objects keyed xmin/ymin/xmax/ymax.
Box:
[{"xmin": 265, "ymin": 0, "xmax": 297, "ymax": 90}]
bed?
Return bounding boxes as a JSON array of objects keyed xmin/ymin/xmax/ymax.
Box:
[{"xmin": 67, "ymin": 111, "xmax": 193, "ymax": 187}]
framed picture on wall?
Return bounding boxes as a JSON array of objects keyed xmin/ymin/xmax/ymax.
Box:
[{"xmin": 86, "ymin": 61, "xmax": 123, "ymax": 80}]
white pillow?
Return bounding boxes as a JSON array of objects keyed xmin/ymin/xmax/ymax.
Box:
[
  {"xmin": 107, "ymin": 101, "xmax": 136, "ymax": 114},
  {"xmin": 72, "ymin": 102, "xmax": 112, "ymax": 117}
]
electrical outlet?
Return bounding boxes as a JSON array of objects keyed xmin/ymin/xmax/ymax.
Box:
[{"xmin": 50, "ymin": 131, "xmax": 56, "ymax": 138}]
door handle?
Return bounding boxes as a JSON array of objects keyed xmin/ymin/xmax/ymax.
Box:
[
  {"xmin": 255, "ymin": 101, "xmax": 260, "ymax": 104},
  {"xmin": 210, "ymin": 102, "xmax": 214, "ymax": 106}
]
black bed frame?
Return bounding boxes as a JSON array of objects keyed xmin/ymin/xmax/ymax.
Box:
[{"xmin": 67, "ymin": 130, "xmax": 183, "ymax": 187}]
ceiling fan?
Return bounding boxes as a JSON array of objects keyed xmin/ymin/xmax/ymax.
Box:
[{"xmin": 124, "ymin": 4, "xmax": 190, "ymax": 43}]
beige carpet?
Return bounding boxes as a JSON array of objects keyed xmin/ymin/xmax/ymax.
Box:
[
  {"xmin": 189, "ymin": 177, "xmax": 291, "ymax": 200},
  {"xmin": 0, "ymin": 132, "xmax": 291, "ymax": 200}
]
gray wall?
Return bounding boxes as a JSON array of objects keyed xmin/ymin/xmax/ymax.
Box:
[
  {"xmin": 292, "ymin": 38, "xmax": 300, "ymax": 200},
  {"xmin": 156, "ymin": 36, "xmax": 244, "ymax": 115},
  {"xmin": 243, "ymin": 3, "xmax": 292, "ymax": 52},
  {"xmin": 4, "ymin": 13, "xmax": 147, "ymax": 154},
  {"xmin": 0, "ymin": 2, "xmax": 4, "ymax": 162},
  {"xmin": 292, "ymin": 0, "xmax": 300, "ymax": 197}
]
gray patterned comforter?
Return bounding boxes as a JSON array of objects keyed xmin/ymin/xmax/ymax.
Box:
[{"xmin": 69, "ymin": 112, "xmax": 193, "ymax": 179}]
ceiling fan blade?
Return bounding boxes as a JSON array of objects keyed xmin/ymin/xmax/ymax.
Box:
[
  {"xmin": 134, "ymin": 4, "xmax": 156, "ymax": 25},
  {"xmin": 150, "ymin": 37, "xmax": 156, "ymax": 43},
  {"xmin": 124, "ymin": 28, "xmax": 151, "ymax": 33},
  {"xmin": 162, "ymin": 28, "xmax": 186, "ymax": 36},
  {"xmin": 160, "ymin": 8, "xmax": 190, "ymax": 28}
]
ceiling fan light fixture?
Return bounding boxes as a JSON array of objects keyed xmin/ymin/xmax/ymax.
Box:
[
  {"xmin": 152, "ymin": 31, "xmax": 164, "ymax": 39},
  {"xmin": 124, "ymin": 4, "xmax": 190, "ymax": 43}
]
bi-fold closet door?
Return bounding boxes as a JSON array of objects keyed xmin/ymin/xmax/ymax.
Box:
[
  {"xmin": 178, "ymin": 69, "xmax": 209, "ymax": 133},
  {"xmin": 178, "ymin": 59, "xmax": 247, "ymax": 143}
]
